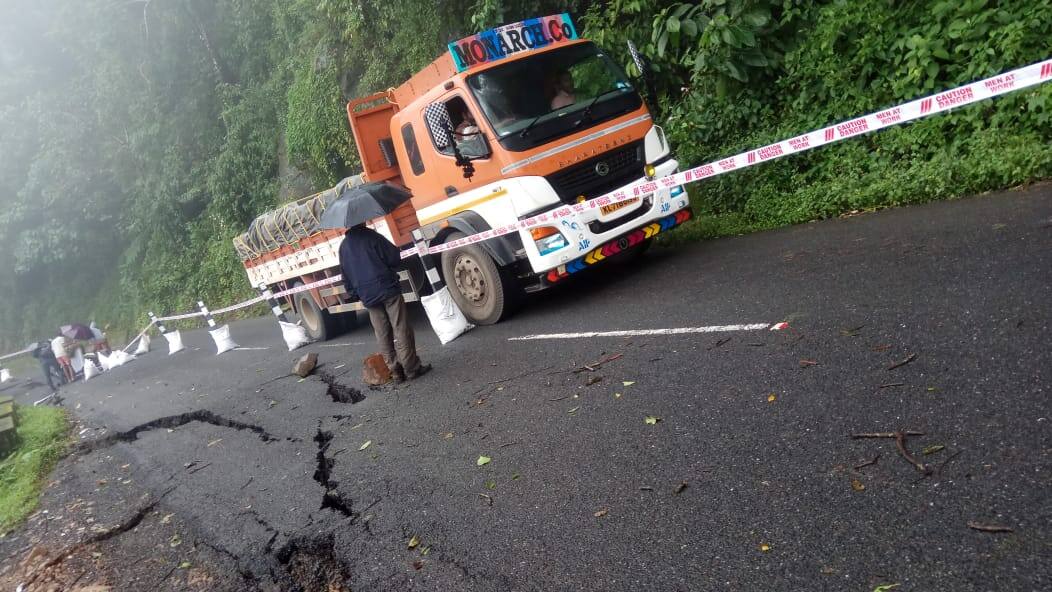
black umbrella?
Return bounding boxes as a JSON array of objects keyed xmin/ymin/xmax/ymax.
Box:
[
  {"xmin": 59, "ymin": 324, "xmax": 94, "ymax": 341},
  {"xmin": 318, "ymin": 182, "xmax": 412, "ymax": 230}
]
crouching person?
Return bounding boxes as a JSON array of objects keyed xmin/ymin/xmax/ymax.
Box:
[{"xmin": 338, "ymin": 224, "xmax": 431, "ymax": 383}]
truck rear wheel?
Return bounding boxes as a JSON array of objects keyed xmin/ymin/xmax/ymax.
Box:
[
  {"xmin": 439, "ymin": 232, "xmax": 517, "ymax": 325},
  {"xmin": 293, "ymin": 282, "xmax": 341, "ymax": 341}
]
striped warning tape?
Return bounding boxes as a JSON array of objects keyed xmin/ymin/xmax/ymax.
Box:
[
  {"xmin": 149, "ymin": 58, "xmax": 1050, "ymax": 325},
  {"xmin": 406, "ymin": 57, "xmax": 1052, "ymax": 258}
]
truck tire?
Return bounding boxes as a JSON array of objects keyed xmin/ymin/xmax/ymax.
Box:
[
  {"xmin": 293, "ymin": 282, "xmax": 341, "ymax": 341},
  {"xmin": 439, "ymin": 231, "xmax": 518, "ymax": 325}
]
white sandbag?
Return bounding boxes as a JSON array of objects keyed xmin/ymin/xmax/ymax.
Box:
[
  {"xmin": 164, "ymin": 330, "xmax": 185, "ymax": 355},
  {"xmin": 0, "ymin": 368, "xmax": 11, "ymax": 383},
  {"xmin": 83, "ymin": 359, "xmax": 100, "ymax": 380},
  {"xmin": 279, "ymin": 320, "xmax": 311, "ymax": 351},
  {"xmin": 107, "ymin": 350, "xmax": 136, "ymax": 368},
  {"xmin": 420, "ymin": 286, "xmax": 474, "ymax": 345},
  {"xmin": 209, "ymin": 324, "xmax": 239, "ymax": 354},
  {"xmin": 133, "ymin": 333, "xmax": 151, "ymax": 355},
  {"xmin": 97, "ymin": 351, "xmax": 114, "ymax": 371}
]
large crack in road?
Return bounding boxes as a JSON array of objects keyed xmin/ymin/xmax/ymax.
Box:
[
  {"xmin": 75, "ymin": 409, "xmax": 281, "ymax": 453},
  {"xmin": 313, "ymin": 426, "xmax": 358, "ymax": 518}
]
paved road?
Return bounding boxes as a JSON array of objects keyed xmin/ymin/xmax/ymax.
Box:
[{"xmin": 4, "ymin": 185, "xmax": 1051, "ymax": 591}]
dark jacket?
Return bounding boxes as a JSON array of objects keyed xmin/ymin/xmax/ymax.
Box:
[{"xmin": 338, "ymin": 227, "xmax": 403, "ymax": 307}]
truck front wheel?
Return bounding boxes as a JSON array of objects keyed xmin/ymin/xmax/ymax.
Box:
[
  {"xmin": 293, "ymin": 282, "xmax": 340, "ymax": 341},
  {"xmin": 439, "ymin": 232, "xmax": 518, "ymax": 325}
]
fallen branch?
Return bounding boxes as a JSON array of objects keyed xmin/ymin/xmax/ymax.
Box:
[
  {"xmin": 878, "ymin": 382, "xmax": 905, "ymax": 389},
  {"xmin": 851, "ymin": 431, "xmax": 924, "ymax": 439},
  {"xmin": 895, "ymin": 431, "xmax": 932, "ymax": 475},
  {"xmin": 937, "ymin": 449, "xmax": 963, "ymax": 475},
  {"xmin": 967, "ymin": 521, "xmax": 1013, "ymax": 533},
  {"xmin": 707, "ymin": 338, "xmax": 731, "ymax": 351},
  {"xmin": 887, "ymin": 353, "xmax": 917, "ymax": 371},
  {"xmin": 187, "ymin": 461, "xmax": 212, "ymax": 474},
  {"xmin": 571, "ymin": 353, "xmax": 623, "ymax": 374},
  {"xmin": 854, "ymin": 455, "xmax": 880, "ymax": 471}
]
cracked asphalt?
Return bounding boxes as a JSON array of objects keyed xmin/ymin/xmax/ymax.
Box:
[{"xmin": 3, "ymin": 184, "xmax": 1051, "ymax": 591}]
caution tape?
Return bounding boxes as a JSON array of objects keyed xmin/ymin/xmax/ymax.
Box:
[
  {"xmin": 153, "ymin": 276, "xmax": 344, "ymax": 324},
  {"xmin": 0, "ymin": 346, "xmax": 34, "ymax": 362},
  {"xmin": 154, "ymin": 310, "xmax": 206, "ymax": 322},
  {"xmin": 210, "ymin": 296, "xmax": 266, "ymax": 316},
  {"xmin": 272, "ymin": 275, "xmax": 343, "ymax": 299},
  {"xmin": 147, "ymin": 58, "xmax": 1050, "ymax": 327},
  {"xmin": 121, "ymin": 322, "xmax": 156, "ymax": 353},
  {"xmin": 407, "ymin": 57, "xmax": 1052, "ymax": 258}
]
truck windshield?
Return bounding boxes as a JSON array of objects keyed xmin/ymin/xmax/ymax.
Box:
[{"xmin": 466, "ymin": 42, "xmax": 642, "ymax": 152}]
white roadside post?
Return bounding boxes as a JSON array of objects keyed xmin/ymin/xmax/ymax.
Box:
[
  {"xmin": 261, "ymin": 283, "xmax": 311, "ymax": 351},
  {"xmin": 150, "ymin": 312, "xmax": 185, "ymax": 355},
  {"xmin": 200, "ymin": 300, "xmax": 239, "ymax": 354},
  {"xmin": 148, "ymin": 312, "xmax": 167, "ymax": 335}
]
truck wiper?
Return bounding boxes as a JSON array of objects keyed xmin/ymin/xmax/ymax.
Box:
[
  {"xmin": 518, "ymin": 113, "xmax": 545, "ymax": 138},
  {"xmin": 574, "ymin": 89, "xmax": 618, "ymax": 128}
]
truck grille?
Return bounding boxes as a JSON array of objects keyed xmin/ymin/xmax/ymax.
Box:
[{"xmin": 546, "ymin": 141, "xmax": 644, "ymax": 203}]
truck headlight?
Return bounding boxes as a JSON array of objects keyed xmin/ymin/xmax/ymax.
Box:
[{"xmin": 531, "ymin": 226, "xmax": 568, "ymax": 255}]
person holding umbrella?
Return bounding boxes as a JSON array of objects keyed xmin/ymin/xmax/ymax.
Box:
[{"xmin": 321, "ymin": 181, "xmax": 432, "ymax": 383}]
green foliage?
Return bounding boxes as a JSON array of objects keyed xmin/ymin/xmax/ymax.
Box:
[
  {"xmin": 0, "ymin": 405, "xmax": 69, "ymax": 533},
  {"xmin": 287, "ymin": 61, "xmax": 359, "ymax": 187},
  {"xmin": 586, "ymin": 0, "xmax": 1052, "ymax": 240}
]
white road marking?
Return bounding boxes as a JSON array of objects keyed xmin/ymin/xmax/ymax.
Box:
[
  {"xmin": 233, "ymin": 347, "xmax": 269, "ymax": 351},
  {"xmin": 508, "ymin": 324, "xmax": 773, "ymax": 341},
  {"xmin": 318, "ymin": 342, "xmax": 368, "ymax": 347}
]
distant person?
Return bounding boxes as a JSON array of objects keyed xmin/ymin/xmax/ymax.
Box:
[
  {"xmin": 51, "ymin": 334, "xmax": 75, "ymax": 383},
  {"xmin": 338, "ymin": 224, "xmax": 431, "ymax": 383},
  {"xmin": 33, "ymin": 340, "xmax": 63, "ymax": 390},
  {"xmin": 550, "ymin": 71, "xmax": 576, "ymax": 109}
]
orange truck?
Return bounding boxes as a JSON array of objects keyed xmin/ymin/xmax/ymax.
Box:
[{"xmin": 236, "ymin": 13, "xmax": 691, "ymax": 339}]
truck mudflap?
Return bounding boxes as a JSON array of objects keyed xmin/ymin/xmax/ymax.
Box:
[{"xmin": 544, "ymin": 208, "xmax": 692, "ymax": 284}]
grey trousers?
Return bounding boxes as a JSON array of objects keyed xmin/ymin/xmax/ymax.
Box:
[{"xmin": 366, "ymin": 294, "xmax": 421, "ymax": 375}]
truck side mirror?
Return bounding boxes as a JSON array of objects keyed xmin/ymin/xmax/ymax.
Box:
[
  {"xmin": 424, "ymin": 102, "xmax": 454, "ymax": 150},
  {"xmin": 627, "ymin": 40, "xmax": 661, "ymax": 119}
]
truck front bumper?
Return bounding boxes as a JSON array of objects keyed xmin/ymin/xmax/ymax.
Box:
[{"xmin": 542, "ymin": 207, "xmax": 692, "ymax": 285}]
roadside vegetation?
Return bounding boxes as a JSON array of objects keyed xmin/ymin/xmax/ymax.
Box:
[
  {"xmin": 1, "ymin": 0, "xmax": 1049, "ymax": 347},
  {"xmin": 0, "ymin": 405, "xmax": 69, "ymax": 533}
]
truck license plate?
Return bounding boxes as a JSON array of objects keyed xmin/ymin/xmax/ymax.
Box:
[{"xmin": 600, "ymin": 198, "xmax": 639, "ymax": 216}]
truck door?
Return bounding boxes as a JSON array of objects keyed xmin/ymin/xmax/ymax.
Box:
[{"xmin": 421, "ymin": 94, "xmax": 499, "ymax": 197}]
